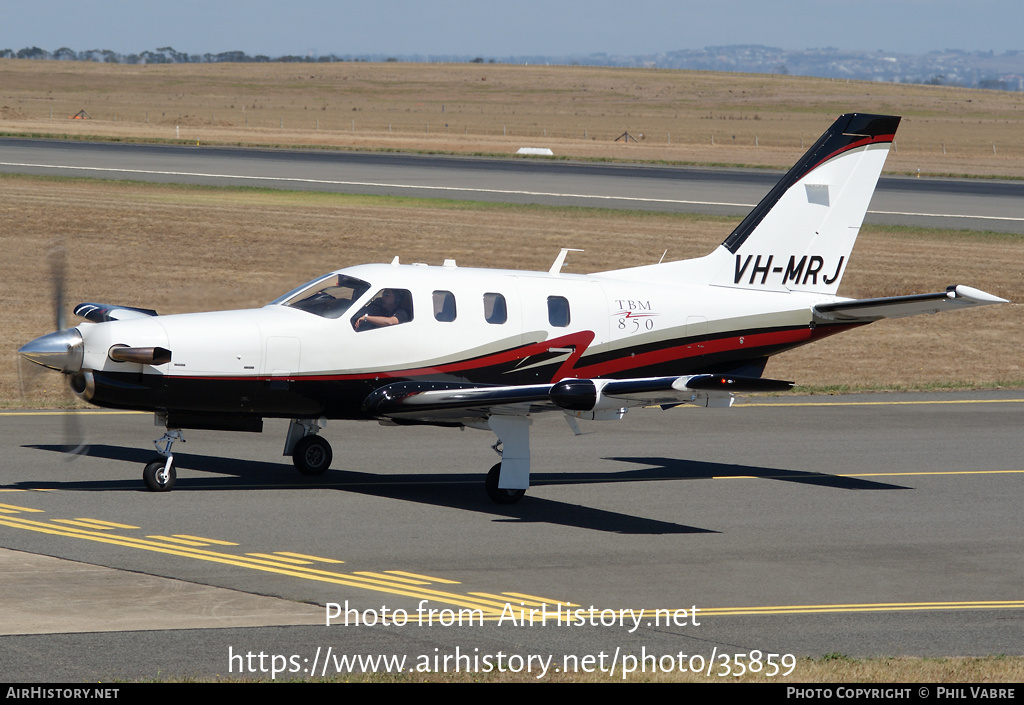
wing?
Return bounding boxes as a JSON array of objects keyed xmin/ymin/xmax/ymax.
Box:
[
  {"xmin": 362, "ymin": 374, "xmax": 794, "ymax": 424},
  {"xmin": 813, "ymin": 285, "xmax": 1007, "ymax": 322}
]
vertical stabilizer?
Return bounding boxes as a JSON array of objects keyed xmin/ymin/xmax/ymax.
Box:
[
  {"xmin": 715, "ymin": 113, "xmax": 900, "ymax": 294},
  {"xmin": 597, "ymin": 114, "xmax": 900, "ymax": 294}
]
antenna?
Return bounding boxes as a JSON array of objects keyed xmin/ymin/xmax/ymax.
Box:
[{"xmin": 549, "ymin": 248, "xmax": 584, "ymax": 275}]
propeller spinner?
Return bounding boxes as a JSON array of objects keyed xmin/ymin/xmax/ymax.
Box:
[{"xmin": 18, "ymin": 328, "xmax": 84, "ymax": 373}]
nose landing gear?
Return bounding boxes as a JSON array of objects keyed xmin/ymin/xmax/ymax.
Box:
[{"xmin": 144, "ymin": 429, "xmax": 183, "ymax": 492}]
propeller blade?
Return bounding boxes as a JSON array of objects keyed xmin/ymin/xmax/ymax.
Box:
[
  {"xmin": 49, "ymin": 241, "xmax": 89, "ymax": 457},
  {"xmin": 62, "ymin": 390, "xmax": 89, "ymax": 459},
  {"xmin": 51, "ymin": 242, "xmax": 67, "ymax": 331}
]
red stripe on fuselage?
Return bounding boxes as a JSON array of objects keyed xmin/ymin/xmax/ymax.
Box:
[
  {"xmin": 571, "ymin": 323, "xmax": 854, "ymax": 378},
  {"xmin": 166, "ymin": 323, "xmax": 858, "ymax": 386}
]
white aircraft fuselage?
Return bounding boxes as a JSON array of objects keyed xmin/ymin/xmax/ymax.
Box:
[{"xmin": 71, "ymin": 261, "xmax": 841, "ymax": 422}]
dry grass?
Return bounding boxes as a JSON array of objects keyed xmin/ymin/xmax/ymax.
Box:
[
  {"xmin": 1, "ymin": 60, "xmax": 1023, "ymax": 176},
  {"xmin": 4, "ymin": 174, "xmax": 1022, "ymax": 406}
]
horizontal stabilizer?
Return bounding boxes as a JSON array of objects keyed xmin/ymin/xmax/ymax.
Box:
[
  {"xmin": 813, "ymin": 285, "xmax": 1008, "ymax": 321},
  {"xmin": 74, "ymin": 302, "xmax": 158, "ymax": 323}
]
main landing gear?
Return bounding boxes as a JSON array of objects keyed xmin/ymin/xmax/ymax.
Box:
[
  {"xmin": 485, "ymin": 415, "xmax": 532, "ymax": 505},
  {"xmin": 285, "ymin": 418, "xmax": 332, "ymax": 476},
  {"xmin": 144, "ymin": 429, "xmax": 183, "ymax": 492},
  {"xmin": 293, "ymin": 435, "xmax": 333, "ymax": 475},
  {"xmin": 485, "ymin": 462, "xmax": 525, "ymax": 504}
]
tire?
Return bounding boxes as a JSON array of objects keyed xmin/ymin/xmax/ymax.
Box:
[
  {"xmin": 143, "ymin": 457, "xmax": 176, "ymax": 492},
  {"xmin": 485, "ymin": 462, "xmax": 525, "ymax": 504},
  {"xmin": 293, "ymin": 435, "xmax": 333, "ymax": 476}
]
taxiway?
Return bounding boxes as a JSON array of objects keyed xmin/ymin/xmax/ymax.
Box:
[{"xmin": 2, "ymin": 392, "xmax": 1022, "ymax": 680}]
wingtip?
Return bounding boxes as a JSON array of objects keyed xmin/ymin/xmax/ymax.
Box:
[{"xmin": 951, "ymin": 285, "xmax": 1009, "ymax": 305}]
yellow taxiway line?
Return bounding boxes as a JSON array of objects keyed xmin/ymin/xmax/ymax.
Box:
[{"xmin": 1, "ymin": 502, "xmax": 1021, "ymax": 623}]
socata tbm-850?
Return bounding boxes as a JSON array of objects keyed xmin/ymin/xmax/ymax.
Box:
[{"xmin": 20, "ymin": 114, "xmax": 1006, "ymax": 502}]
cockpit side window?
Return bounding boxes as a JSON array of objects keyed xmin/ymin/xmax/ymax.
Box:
[
  {"xmin": 483, "ymin": 292, "xmax": 507, "ymax": 324},
  {"xmin": 433, "ymin": 291, "xmax": 457, "ymax": 322},
  {"xmin": 547, "ymin": 296, "xmax": 570, "ymax": 327},
  {"xmin": 352, "ymin": 288, "xmax": 414, "ymax": 331},
  {"xmin": 281, "ymin": 275, "xmax": 371, "ymax": 319}
]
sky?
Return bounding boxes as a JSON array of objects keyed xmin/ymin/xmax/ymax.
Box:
[{"xmin": 2, "ymin": 1, "xmax": 1021, "ymax": 58}]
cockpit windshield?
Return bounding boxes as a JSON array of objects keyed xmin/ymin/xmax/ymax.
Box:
[{"xmin": 273, "ymin": 274, "xmax": 371, "ymax": 319}]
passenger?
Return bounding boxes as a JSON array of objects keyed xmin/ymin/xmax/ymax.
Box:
[{"xmin": 354, "ymin": 289, "xmax": 411, "ymax": 330}]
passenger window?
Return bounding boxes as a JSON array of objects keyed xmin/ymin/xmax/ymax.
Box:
[
  {"xmin": 352, "ymin": 288, "xmax": 413, "ymax": 331},
  {"xmin": 432, "ymin": 290, "xmax": 457, "ymax": 322},
  {"xmin": 547, "ymin": 296, "xmax": 570, "ymax": 327},
  {"xmin": 483, "ymin": 292, "xmax": 507, "ymax": 324}
]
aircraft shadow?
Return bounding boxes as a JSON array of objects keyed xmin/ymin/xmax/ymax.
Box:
[
  {"xmin": 603, "ymin": 457, "xmax": 909, "ymax": 491},
  {"xmin": 19, "ymin": 444, "xmax": 905, "ymax": 535}
]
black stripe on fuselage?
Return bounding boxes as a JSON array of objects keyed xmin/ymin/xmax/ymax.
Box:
[{"xmin": 83, "ymin": 321, "xmax": 862, "ymax": 420}]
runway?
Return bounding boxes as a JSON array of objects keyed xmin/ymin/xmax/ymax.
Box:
[
  {"xmin": 1, "ymin": 138, "xmax": 1022, "ymax": 232},
  {"xmin": 2, "ymin": 392, "xmax": 1023, "ymax": 680}
]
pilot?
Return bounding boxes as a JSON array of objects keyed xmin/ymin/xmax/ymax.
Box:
[{"xmin": 355, "ymin": 289, "xmax": 411, "ymax": 330}]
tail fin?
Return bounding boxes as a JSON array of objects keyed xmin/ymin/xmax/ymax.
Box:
[
  {"xmin": 716, "ymin": 114, "xmax": 901, "ymax": 295},
  {"xmin": 716, "ymin": 113, "xmax": 899, "ymax": 294},
  {"xmin": 598, "ymin": 114, "xmax": 899, "ymax": 294}
]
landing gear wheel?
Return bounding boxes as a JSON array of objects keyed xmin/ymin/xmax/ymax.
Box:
[
  {"xmin": 485, "ymin": 462, "xmax": 525, "ymax": 505},
  {"xmin": 143, "ymin": 457, "xmax": 176, "ymax": 492},
  {"xmin": 293, "ymin": 435, "xmax": 333, "ymax": 476}
]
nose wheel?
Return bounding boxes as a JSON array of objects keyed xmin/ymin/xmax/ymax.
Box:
[
  {"xmin": 143, "ymin": 457, "xmax": 176, "ymax": 492},
  {"xmin": 144, "ymin": 428, "xmax": 183, "ymax": 492}
]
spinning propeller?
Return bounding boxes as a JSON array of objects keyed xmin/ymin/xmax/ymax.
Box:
[{"xmin": 18, "ymin": 243, "xmax": 89, "ymax": 457}]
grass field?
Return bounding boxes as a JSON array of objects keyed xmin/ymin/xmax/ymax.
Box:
[{"xmin": 1, "ymin": 59, "xmax": 1023, "ymax": 176}]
